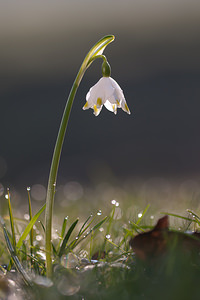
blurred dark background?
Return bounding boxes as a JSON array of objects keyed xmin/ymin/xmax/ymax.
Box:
[{"xmin": 0, "ymin": 0, "xmax": 200, "ymax": 198}]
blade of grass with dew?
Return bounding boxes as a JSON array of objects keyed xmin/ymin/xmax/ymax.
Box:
[
  {"xmin": 105, "ymin": 238, "xmax": 128, "ymax": 255},
  {"xmin": 187, "ymin": 210, "xmax": 200, "ymax": 226},
  {"xmin": 130, "ymin": 221, "xmax": 146, "ymax": 233},
  {"xmin": 76, "ymin": 212, "xmax": 101, "ymax": 240},
  {"xmin": 136, "ymin": 204, "xmax": 150, "ymax": 225},
  {"xmin": 7, "ymin": 189, "xmax": 16, "ymax": 249},
  {"xmin": 17, "ymin": 204, "xmax": 46, "ymax": 250},
  {"xmin": 77, "ymin": 214, "xmax": 94, "ymax": 237},
  {"xmin": 58, "ymin": 218, "xmax": 79, "ymax": 258},
  {"xmin": 64, "ymin": 216, "xmax": 109, "ymax": 253},
  {"xmin": 27, "ymin": 187, "xmax": 34, "ymax": 266},
  {"xmin": 56, "ymin": 216, "xmax": 68, "ymax": 252},
  {"xmin": 102, "ymin": 206, "xmax": 115, "ymax": 251},
  {"xmin": 38, "ymin": 220, "xmax": 46, "ymax": 232},
  {"xmin": 0, "ymin": 215, "xmax": 32, "ymax": 286},
  {"xmin": 160, "ymin": 212, "xmax": 196, "ymax": 223},
  {"xmin": 72, "ymin": 216, "xmax": 109, "ymax": 248}
]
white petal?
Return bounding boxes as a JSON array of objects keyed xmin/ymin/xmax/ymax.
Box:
[
  {"xmin": 121, "ymin": 98, "xmax": 131, "ymax": 114},
  {"xmin": 104, "ymin": 100, "xmax": 115, "ymax": 113},
  {"xmin": 106, "ymin": 93, "xmax": 118, "ymax": 105},
  {"xmin": 101, "ymin": 77, "xmax": 115, "ymax": 100},
  {"xmin": 109, "ymin": 77, "xmax": 123, "ymax": 92},
  {"xmin": 93, "ymin": 104, "xmax": 102, "ymax": 116}
]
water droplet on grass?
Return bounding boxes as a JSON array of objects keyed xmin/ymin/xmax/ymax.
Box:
[
  {"xmin": 36, "ymin": 235, "xmax": 42, "ymax": 241},
  {"xmin": 24, "ymin": 214, "xmax": 30, "ymax": 220},
  {"xmin": 97, "ymin": 210, "xmax": 102, "ymax": 215},
  {"xmin": 61, "ymin": 253, "xmax": 79, "ymax": 269}
]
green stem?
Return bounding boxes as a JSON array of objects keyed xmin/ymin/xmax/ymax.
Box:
[{"xmin": 45, "ymin": 35, "xmax": 115, "ymax": 278}]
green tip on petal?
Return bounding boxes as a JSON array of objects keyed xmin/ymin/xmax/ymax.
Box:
[
  {"xmin": 96, "ymin": 97, "xmax": 102, "ymax": 107},
  {"xmin": 125, "ymin": 103, "xmax": 131, "ymax": 114}
]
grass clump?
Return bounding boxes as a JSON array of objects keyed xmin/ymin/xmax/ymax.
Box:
[{"xmin": 0, "ymin": 191, "xmax": 200, "ymax": 299}]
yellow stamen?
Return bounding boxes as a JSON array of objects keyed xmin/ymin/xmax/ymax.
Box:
[
  {"xmin": 96, "ymin": 97, "xmax": 102, "ymax": 107},
  {"xmin": 125, "ymin": 103, "xmax": 130, "ymax": 113},
  {"xmin": 83, "ymin": 102, "xmax": 89, "ymax": 109},
  {"xmin": 116, "ymin": 100, "xmax": 120, "ymax": 106},
  {"xmin": 93, "ymin": 104, "xmax": 98, "ymax": 115}
]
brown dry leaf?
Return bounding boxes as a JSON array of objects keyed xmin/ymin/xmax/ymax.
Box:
[{"xmin": 129, "ymin": 215, "xmax": 200, "ymax": 261}]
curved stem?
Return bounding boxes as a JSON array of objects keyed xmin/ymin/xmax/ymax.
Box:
[
  {"xmin": 45, "ymin": 71, "xmax": 83, "ymax": 278},
  {"xmin": 45, "ymin": 35, "xmax": 115, "ymax": 278}
]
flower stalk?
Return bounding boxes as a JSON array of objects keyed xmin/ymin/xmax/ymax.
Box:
[{"xmin": 45, "ymin": 35, "xmax": 115, "ymax": 278}]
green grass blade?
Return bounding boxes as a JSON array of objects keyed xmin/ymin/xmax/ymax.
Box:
[
  {"xmin": 102, "ymin": 207, "xmax": 115, "ymax": 250},
  {"xmin": 7, "ymin": 189, "xmax": 16, "ymax": 248},
  {"xmin": 0, "ymin": 216, "xmax": 32, "ymax": 286},
  {"xmin": 160, "ymin": 212, "xmax": 196, "ymax": 222},
  {"xmin": 77, "ymin": 214, "xmax": 93, "ymax": 237},
  {"xmin": 136, "ymin": 204, "xmax": 150, "ymax": 225},
  {"xmin": 38, "ymin": 220, "xmax": 46, "ymax": 232},
  {"xmin": 187, "ymin": 210, "xmax": 200, "ymax": 225},
  {"xmin": 57, "ymin": 216, "xmax": 68, "ymax": 251},
  {"xmin": 58, "ymin": 218, "xmax": 79, "ymax": 258},
  {"xmin": 61, "ymin": 216, "xmax": 68, "ymax": 238},
  {"xmin": 17, "ymin": 204, "xmax": 46, "ymax": 250},
  {"xmin": 27, "ymin": 187, "xmax": 33, "ymax": 259},
  {"xmin": 130, "ymin": 221, "xmax": 146, "ymax": 233},
  {"xmin": 73, "ymin": 216, "xmax": 109, "ymax": 250}
]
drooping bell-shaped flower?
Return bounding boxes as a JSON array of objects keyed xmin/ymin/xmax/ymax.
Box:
[{"xmin": 83, "ymin": 60, "xmax": 131, "ymax": 116}]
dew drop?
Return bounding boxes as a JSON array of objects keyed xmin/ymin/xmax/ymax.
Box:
[
  {"xmin": 27, "ymin": 187, "xmax": 31, "ymax": 191},
  {"xmin": 36, "ymin": 235, "xmax": 42, "ymax": 241},
  {"xmin": 24, "ymin": 214, "xmax": 30, "ymax": 220},
  {"xmin": 97, "ymin": 210, "xmax": 102, "ymax": 216}
]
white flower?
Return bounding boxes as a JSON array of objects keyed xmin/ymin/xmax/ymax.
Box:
[{"xmin": 83, "ymin": 77, "xmax": 131, "ymax": 116}]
